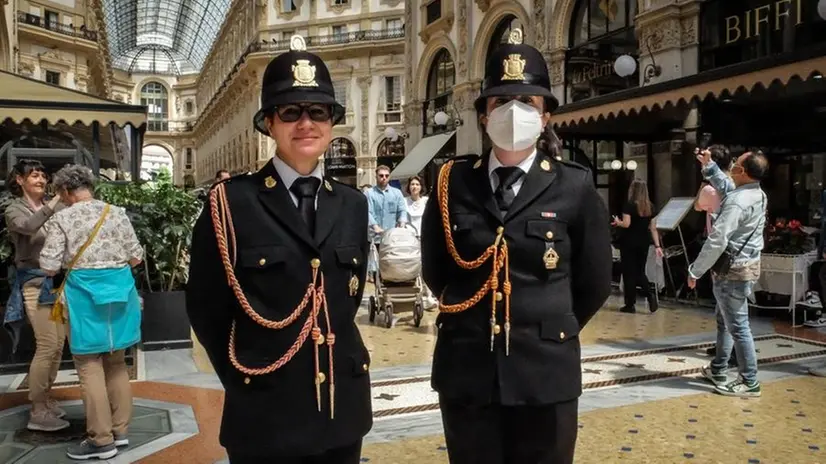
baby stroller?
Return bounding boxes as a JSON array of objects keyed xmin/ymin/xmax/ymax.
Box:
[{"xmin": 368, "ymin": 225, "xmax": 426, "ymax": 328}]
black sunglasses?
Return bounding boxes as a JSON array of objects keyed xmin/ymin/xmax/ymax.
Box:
[{"xmin": 275, "ymin": 104, "xmax": 333, "ymax": 123}]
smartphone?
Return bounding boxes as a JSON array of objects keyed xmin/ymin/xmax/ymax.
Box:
[{"xmin": 698, "ymin": 133, "xmax": 712, "ymax": 150}]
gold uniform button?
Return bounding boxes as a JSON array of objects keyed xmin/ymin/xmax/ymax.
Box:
[
  {"xmin": 495, "ymin": 292, "xmax": 503, "ymax": 302},
  {"xmin": 362, "ymin": 363, "xmax": 369, "ymax": 372},
  {"xmin": 258, "ymin": 258, "xmax": 266, "ymax": 266},
  {"xmin": 316, "ymin": 334, "xmax": 325, "ymax": 345},
  {"xmin": 352, "ymin": 257, "xmax": 359, "ymax": 265},
  {"xmin": 317, "ymin": 372, "xmax": 327, "ymax": 383},
  {"xmin": 559, "ymin": 331, "xmax": 566, "ymax": 340},
  {"xmin": 244, "ymin": 377, "xmax": 251, "ymax": 385},
  {"xmin": 311, "ymin": 258, "xmax": 321, "ymax": 268},
  {"xmin": 496, "ymin": 226, "xmax": 504, "ymax": 234},
  {"xmin": 493, "ymin": 324, "xmax": 502, "ymax": 335},
  {"xmin": 545, "ymin": 231, "xmax": 554, "ymax": 240}
]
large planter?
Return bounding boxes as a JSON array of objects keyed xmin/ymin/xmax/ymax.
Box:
[{"xmin": 140, "ymin": 290, "xmax": 193, "ymax": 351}]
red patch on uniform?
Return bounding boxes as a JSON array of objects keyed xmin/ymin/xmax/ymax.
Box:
[{"xmin": 541, "ymin": 212, "xmax": 557, "ymax": 218}]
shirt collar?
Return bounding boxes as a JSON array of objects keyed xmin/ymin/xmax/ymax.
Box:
[
  {"xmin": 271, "ymin": 155, "xmax": 323, "ymax": 192},
  {"xmin": 488, "ymin": 149, "xmax": 537, "ymax": 180}
]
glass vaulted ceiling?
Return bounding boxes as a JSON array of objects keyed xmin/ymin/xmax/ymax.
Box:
[{"xmin": 103, "ymin": 0, "xmax": 231, "ymax": 76}]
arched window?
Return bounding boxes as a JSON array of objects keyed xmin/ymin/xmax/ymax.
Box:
[
  {"xmin": 424, "ymin": 49, "xmax": 456, "ymax": 135},
  {"xmin": 324, "ymin": 137, "xmax": 357, "ymax": 185},
  {"xmin": 486, "ymin": 15, "xmax": 520, "ymax": 64},
  {"xmin": 565, "ymin": 0, "xmax": 638, "ymax": 104},
  {"xmin": 140, "ymin": 82, "xmax": 169, "ymax": 132},
  {"xmin": 377, "ymin": 138, "xmax": 405, "ymax": 159}
]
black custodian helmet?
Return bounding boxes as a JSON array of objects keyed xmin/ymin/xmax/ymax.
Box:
[
  {"xmin": 253, "ymin": 35, "xmax": 346, "ymax": 136},
  {"xmin": 474, "ymin": 29, "xmax": 559, "ymax": 114}
]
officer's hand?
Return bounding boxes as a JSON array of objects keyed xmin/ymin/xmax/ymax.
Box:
[
  {"xmin": 695, "ymin": 148, "xmax": 712, "ymax": 167},
  {"xmin": 687, "ymin": 276, "xmax": 697, "ymax": 289}
]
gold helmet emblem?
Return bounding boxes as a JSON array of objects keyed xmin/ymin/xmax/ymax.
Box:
[
  {"xmin": 502, "ymin": 54, "xmax": 526, "ymax": 81},
  {"xmin": 292, "ymin": 60, "xmax": 318, "ymax": 87}
]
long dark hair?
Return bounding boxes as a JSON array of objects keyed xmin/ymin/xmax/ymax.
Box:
[
  {"xmin": 537, "ymin": 124, "xmax": 562, "ymax": 159},
  {"xmin": 6, "ymin": 159, "xmax": 46, "ymax": 197}
]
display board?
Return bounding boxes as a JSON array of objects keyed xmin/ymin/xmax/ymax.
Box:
[{"xmin": 654, "ymin": 197, "xmax": 696, "ymax": 231}]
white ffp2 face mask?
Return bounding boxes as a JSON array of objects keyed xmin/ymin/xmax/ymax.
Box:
[{"xmin": 485, "ymin": 100, "xmax": 543, "ymax": 152}]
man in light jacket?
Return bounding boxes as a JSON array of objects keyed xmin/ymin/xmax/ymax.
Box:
[{"xmin": 688, "ymin": 150, "xmax": 768, "ymax": 398}]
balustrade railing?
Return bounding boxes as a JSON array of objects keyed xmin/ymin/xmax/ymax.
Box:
[{"xmin": 17, "ymin": 12, "xmax": 98, "ymax": 42}]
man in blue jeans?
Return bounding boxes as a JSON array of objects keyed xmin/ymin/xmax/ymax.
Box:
[{"xmin": 687, "ymin": 149, "xmax": 768, "ymax": 397}]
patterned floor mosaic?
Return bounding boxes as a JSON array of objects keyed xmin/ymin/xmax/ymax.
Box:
[
  {"xmin": 368, "ymin": 335, "xmax": 826, "ymax": 420},
  {"xmin": 360, "ymin": 376, "xmax": 826, "ymax": 464},
  {"xmin": 356, "ymin": 295, "xmax": 721, "ymax": 369}
]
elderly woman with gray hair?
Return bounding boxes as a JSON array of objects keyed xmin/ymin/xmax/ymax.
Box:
[{"xmin": 39, "ymin": 164, "xmax": 144, "ymax": 461}]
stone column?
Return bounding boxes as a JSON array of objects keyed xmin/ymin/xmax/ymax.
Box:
[
  {"xmin": 453, "ymin": 81, "xmax": 482, "ymax": 155},
  {"xmin": 357, "ymin": 76, "xmax": 373, "ymax": 159},
  {"xmin": 403, "ymin": 100, "xmax": 424, "ymax": 154},
  {"xmin": 548, "ymin": 49, "xmax": 566, "ymax": 107}
]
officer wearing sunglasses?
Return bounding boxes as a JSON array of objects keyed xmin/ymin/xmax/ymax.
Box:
[{"xmin": 187, "ymin": 35, "xmax": 371, "ymax": 464}]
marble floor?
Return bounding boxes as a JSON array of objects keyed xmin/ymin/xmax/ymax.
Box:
[{"xmin": 1, "ymin": 295, "xmax": 825, "ymax": 463}]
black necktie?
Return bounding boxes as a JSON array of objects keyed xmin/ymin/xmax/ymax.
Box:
[
  {"xmin": 494, "ymin": 167, "xmax": 525, "ymax": 215},
  {"xmin": 290, "ymin": 177, "xmax": 321, "ymax": 235}
]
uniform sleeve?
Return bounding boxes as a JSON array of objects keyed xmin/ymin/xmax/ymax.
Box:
[
  {"xmin": 352, "ymin": 194, "xmax": 370, "ymax": 305},
  {"xmin": 186, "ymin": 193, "xmax": 234, "ymax": 384},
  {"xmin": 421, "ymin": 171, "xmax": 449, "ymax": 298},
  {"xmin": 39, "ymin": 217, "xmax": 65, "ymax": 272},
  {"xmin": 570, "ymin": 172, "xmax": 612, "ymax": 328},
  {"xmin": 5, "ymin": 202, "xmax": 54, "ymax": 236}
]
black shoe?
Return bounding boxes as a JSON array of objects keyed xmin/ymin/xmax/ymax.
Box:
[
  {"xmin": 66, "ymin": 439, "xmax": 117, "ymax": 460},
  {"xmin": 647, "ymin": 295, "xmax": 658, "ymax": 313},
  {"xmin": 620, "ymin": 305, "xmax": 636, "ymax": 313}
]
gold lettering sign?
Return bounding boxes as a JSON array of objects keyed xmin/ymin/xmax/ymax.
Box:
[
  {"xmin": 502, "ymin": 54, "xmax": 526, "ymax": 81},
  {"xmin": 569, "ymin": 61, "xmax": 616, "ymax": 86},
  {"xmin": 292, "ymin": 59, "xmax": 319, "ymax": 87},
  {"xmin": 725, "ymin": 0, "xmax": 803, "ymax": 45}
]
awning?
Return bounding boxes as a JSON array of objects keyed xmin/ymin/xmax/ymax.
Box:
[
  {"xmin": 390, "ymin": 131, "xmax": 456, "ymax": 179},
  {"xmin": 551, "ymin": 54, "xmax": 826, "ymax": 129},
  {"xmin": 0, "ymin": 70, "xmax": 147, "ymax": 128}
]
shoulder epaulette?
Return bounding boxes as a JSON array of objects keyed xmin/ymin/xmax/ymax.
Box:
[
  {"xmin": 557, "ymin": 158, "xmax": 590, "ymax": 171},
  {"xmin": 328, "ymin": 177, "xmax": 360, "ymax": 192},
  {"xmin": 208, "ymin": 172, "xmax": 251, "ymax": 191},
  {"xmin": 450, "ymin": 153, "xmax": 482, "ymax": 163}
]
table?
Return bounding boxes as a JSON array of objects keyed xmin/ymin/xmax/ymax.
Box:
[{"xmin": 752, "ymin": 251, "xmax": 818, "ymax": 326}]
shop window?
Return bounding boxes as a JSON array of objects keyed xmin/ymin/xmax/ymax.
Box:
[
  {"xmin": 564, "ymin": 0, "xmax": 638, "ymax": 104},
  {"xmin": 325, "ymin": 137, "xmax": 357, "ymax": 185},
  {"xmin": 423, "ymin": 49, "xmax": 455, "ymax": 135}
]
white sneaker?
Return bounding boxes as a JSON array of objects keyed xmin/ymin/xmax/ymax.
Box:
[
  {"xmin": 804, "ymin": 317, "xmax": 826, "ymax": 328},
  {"xmin": 799, "ymin": 291, "xmax": 822, "ymax": 309}
]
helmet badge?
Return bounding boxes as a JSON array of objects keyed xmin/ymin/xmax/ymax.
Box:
[{"xmin": 290, "ymin": 35, "xmax": 318, "ymax": 87}]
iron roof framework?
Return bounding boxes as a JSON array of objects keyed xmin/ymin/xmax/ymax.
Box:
[{"xmin": 102, "ymin": 0, "xmax": 231, "ymax": 76}]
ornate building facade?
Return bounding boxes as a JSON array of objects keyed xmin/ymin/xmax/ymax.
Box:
[{"xmin": 188, "ymin": 0, "xmax": 406, "ymax": 187}]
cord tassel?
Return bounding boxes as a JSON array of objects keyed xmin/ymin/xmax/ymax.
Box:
[
  {"xmin": 503, "ymin": 241, "xmax": 512, "ymax": 357},
  {"xmin": 321, "ymin": 278, "xmax": 336, "ymax": 419}
]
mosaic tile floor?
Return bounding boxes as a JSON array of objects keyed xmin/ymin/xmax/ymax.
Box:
[
  {"xmin": 356, "ymin": 295, "xmax": 720, "ymax": 369},
  {"xmin": 369, "ymin": 334, "xmax": 826, "ymax": 419},
  {"xmin": 360, "ymin": 376, "xmax": 826, "ymax": 464}
]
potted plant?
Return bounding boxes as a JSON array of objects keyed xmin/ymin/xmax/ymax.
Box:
[{"xmin": 96, "ymin": 168, "xmax": 201, "ymax": 350}]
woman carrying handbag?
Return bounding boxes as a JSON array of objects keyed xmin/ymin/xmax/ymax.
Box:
[{"xmin": 40, "ymin": 165, "xmax": 144, "ymax": 461}]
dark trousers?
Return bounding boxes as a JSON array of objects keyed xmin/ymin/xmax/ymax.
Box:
[
  {"xmin": 228, "ymin": 440, "xmax": 362, "ymax": 464},
  {"xmin": 439, "ymin": 397, "xmax": 578, "ymax": 464},
  {"xmin": 621, "ymin": 245, "xmax": 650, "ymax": 307}
]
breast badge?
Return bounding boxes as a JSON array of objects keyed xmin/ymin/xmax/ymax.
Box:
[{"xmin": 543, "ymin": 246, "xmax": 559, "ymax": 270}]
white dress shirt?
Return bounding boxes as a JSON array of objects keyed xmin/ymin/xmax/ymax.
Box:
[
  {"xmin": 487, "ymin": 149, "xmax": 537, "ymax": 195},
  {"xmin": 272, "ymin": 155, "xmax": 323, "ymax": 207}
]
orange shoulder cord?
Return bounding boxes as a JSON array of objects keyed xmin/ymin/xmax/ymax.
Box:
[
  {"xmin": 209, "ymin": 183, "xmax": 336, "ymax": 418},
  {"xmin": 437, "ymin": 161, "xmax": 513, "ymax": 355}
]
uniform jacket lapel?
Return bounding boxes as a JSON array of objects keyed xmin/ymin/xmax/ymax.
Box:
[
  {"xmin": 470, "ymin": 156, "xmax": 502, "ymax": 222},
  {"xmin": 256, "ymin": 161, "xmax": 318, "ymax": 251},
  {"xmin": 314, "ymin": 177, "xmax": 342, "ymax": 246},
  {"xmin": 505, "ymin": 151, "xmax": 558, "ymax": 221}
]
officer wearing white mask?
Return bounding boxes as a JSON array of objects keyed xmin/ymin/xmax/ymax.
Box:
[{"xmin": 420, "ymin": 29, "xmax": 613, "ymax": 464}]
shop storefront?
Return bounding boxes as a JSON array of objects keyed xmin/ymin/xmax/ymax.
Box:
[
  {"xmin": 323, "ymin": 137, "xmax": 358, "ymax": 186},
  {"xmin": 550, "ymin": 0, "xmax": 826, "ymax": 307}
]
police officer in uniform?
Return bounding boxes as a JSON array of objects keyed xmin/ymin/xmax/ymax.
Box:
[
  {"xmin": 186, "ymin": 35, "xmax": 372, "ymax": 463},
  {"xmin": 421, "ymin": 30, "xmax": 612, "ymax": 464}
]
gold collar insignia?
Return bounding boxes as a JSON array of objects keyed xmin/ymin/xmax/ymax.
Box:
[{"xmin": 264, "ymin": 176, "xmax": 277, "ymax": 188}]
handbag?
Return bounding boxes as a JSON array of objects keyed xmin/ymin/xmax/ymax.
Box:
[
  {"xmin": 50, "ymin": 204, "xmax": 111, "ymax": 323},
  {"xmin": 710, "ymin": 194, "xmax": 764, "ymax": 276}
]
